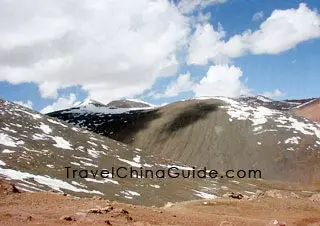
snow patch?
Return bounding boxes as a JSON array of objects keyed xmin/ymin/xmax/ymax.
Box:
[
  {"xmin": 0, "ymin": 133, "xmax": 18, "ymax": 147},
  {"xmin": 118, "ymin": 157, "xmax": 141, "ymax": 167},
  {"xmin": 52, "ymin": 136, "xmax": 72, "ymax": 150},
  {"xmin": 47, "ymin": 118, "xmax": 68, "ymax": 128},
  {"xmin": 0, "ymin": 167, "xmax": 103, "ymax": 195},
  {"xmin": 192, "ymin": 190, "xmax": 217, "ymax": 199},
  {"xmin": 285, "ymin": 137, "xmax": 300, "ymax": 145},
  {"xmin": 37, "ymin": 123, "xmax": 52, "ymax": 134},
  {"xmin": 2, "ymin": 149, "xmax": 15, "ymax": 154}
]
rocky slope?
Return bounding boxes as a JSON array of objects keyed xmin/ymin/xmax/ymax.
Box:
[
  {"xmin": 48, "ymin": 96, "xmax": 320, "ymax": 183},
  {"xmin": 0, "ymin": 98, "xmax": 281, "ymax": 206}
]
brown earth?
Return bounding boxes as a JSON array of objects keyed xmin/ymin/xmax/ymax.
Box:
[
  {"xmin": 1, "ymin": 180, "xmax": 320, "ymax": 226},
  {"xmin": 294, "ymin": 98, "xmax": 320, "ymax": 122}
]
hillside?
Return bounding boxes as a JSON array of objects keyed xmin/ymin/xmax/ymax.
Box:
[
  {"xmin": 293, "ymin": 98, "xmax": 320, "ymax": 122},
  {"xmin": 48, "ymin": 96, "xmax": 320, "ymax": 183},
  {"xmin": 0, "ymin": 98, "xmax": 286, "ymax": 207}
]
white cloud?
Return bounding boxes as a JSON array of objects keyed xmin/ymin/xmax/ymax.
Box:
[
  {"xmin": 154, "ymin": 72, "xmax": 194, "ymax": 98},
  {"xmin": 188, "ymin": 3, "xmax": 320, "ymax": 65},
  {"xmin": 252, "ymin": 11, "xmax": 264, "ymax": 22},
  {"xmin": 152, "ymin": 65, "xmax": 249, "ymax": 98},
  {"xmin": 178, "ymin": 0, "xmax": 227, "ymax": 14},
  {"xmin": 39, "ymin": 81, "xmax": 60, "ymax": 99},
  {"xmin": 40, "ymin": 93, "xmax": 80, "ymax": 114},
  {"xmin": 262, "ymin": 89, "xmax": 283, "ymax": 98},
  {"xmin": 13, "ymin": 100, "xmax": 33, "ymax": 109},
  {"xmin": 247, "ymin": 3, "xmax": 320, "ymax": 54},
  {"xmin": 0, "ymin": 0, "xmax": 189, "ymax": 103},
  {"xmin": 193, "ymin": 64, "xmax": 249, "ymax": 97},
  {"xmin": 187, "ymin": 23, "xmax": 227, "ymax": 65}
]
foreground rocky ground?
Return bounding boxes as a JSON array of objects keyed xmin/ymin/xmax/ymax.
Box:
[{"xmin": 1, "ymin": 180, "xmax": 319, "ymax": 226}]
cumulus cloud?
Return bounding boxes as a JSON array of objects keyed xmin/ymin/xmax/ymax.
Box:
[
  {"xmin": 154, "ymin": 72, "xmax": 194, "ymax": 98},
  {"xmin": 154, "ymin": 65, "xmax": 249, "ymax": 98},
  {"xmin": 40, "ymin": 93, "xmax": 80, "ymax": 114},
  {"xmin": 188, "ymin": 3, "xmax": 320, "ymax": 64},
  {"xmin": 187, "ymin": 23, "xmax": 227, "ymax": 65},
  {"xmin": 178, "ymin": 0, "xmax": 227, "ymax": 14},
  {"xmin": 13, "ymin": 100, "xmax": 33, "ymax": 109},
  {"xmin": 0, "ymin": 0, "xmax": 189, "ymax": 103},
  {"xmin": 193, "ymin": 65, "xmax": 249, "ymax": 97},
  {"xmin": 252, "ymin": 11, "xmax": 264, "ymax": 22},
  {"xmin": 262, "ymin": 89, "xmax": 283, "ymax": 98}
]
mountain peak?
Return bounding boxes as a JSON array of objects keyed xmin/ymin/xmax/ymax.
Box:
[
  {"xmin": 78, "ymin": 99, "xmax": 106, "ymax": 107},
  {"xmin": 106, "ymin": 99, "xmax": 154, "ymax": 108}
]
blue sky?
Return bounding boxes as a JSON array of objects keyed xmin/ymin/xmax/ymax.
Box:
[{"xmin": 0, "ymin": 0, "xmax": 319, "ymax": 112}]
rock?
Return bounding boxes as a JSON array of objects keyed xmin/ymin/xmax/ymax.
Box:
[
  {"xmin": 164, "ymin": 202, "xmax": 173, "ymax": 208},
  {"xmin": 290, "ymin": 192, "xmax": 299, "ymax": 199},
  {"xmin": 265, "ymin": 190, "xmax": 300, "ymax": 199},
  {"xmin": 265, "ymin": 190, "xmax": 283, "ymax": 199},
  {"xmin": 247, "ymin": 190, "xmax": 264, "ymax": 200},
  {"xmin": 309, "ymin": 193, "xmax": 320, "ymax": 202},
  {"xmin": 101, "ymin": 206, "xmax": 114, "ymax": 213},
  {"xmin": 121, "ymin": 209, "xmax": 129, "ymax": 215},
  {"xmin": 12, "ymin": 184, "xmax": 21, "ymax": 193},
  {"xmin": 112, "ymin": 208, "xmax": 129, "ymax": 216},
  {"xmin": 91, "ymin": 195, "xmax": 102, "ymax": 200},
  {"xmin": 222, "ymin": 193, "xmax": 229, "ymax": 198},
  {"xmin": 266, "ymin": 219, "xmax": 286, "ymax": 226},
  {"xmin": 223, "ymin": 192, "xmax": 244, "ymax": 199},
  {"xmin": 87, "ymin": 208, "xmax": 103, "ymax": 214},
  {"xmin": 75, "ymin": 212, "xmax": 87, "ymax": 218},
  {"xmin": 0, "ymin": 181, "xmax": 21, "ymax": 194},
  {"xmin": 256, "ymin": 190, "xmax": 264, "ymax": 197},
  {"xmin": 126, "ymin": 216, "xmax": 133, "ymax": 221},
  {"xmin": 60, "ymin": 215, "xmax": 74, "ymax": 221},
  {"xmin": 105, "ymin": 220, "xmax": 112, "ymax": 225},
  {"xmin": 26, "ymin": 215, "xmax": 33, "ymax": 221}
]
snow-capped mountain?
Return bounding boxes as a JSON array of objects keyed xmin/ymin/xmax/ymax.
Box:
[
  {"xmin": 0, "ymin": 98, "xmax": 270, "ymax": 206},
  {"xmin": 239, "ymin": 95, "xmax": 316, "ymax": 111},
  {"xmin": 107, "ymin": 99, "xmax": 156, "ymax": 108},
  {"xmin": 48, "ymin": 96, "xmax": 320, "ymax": 183}
]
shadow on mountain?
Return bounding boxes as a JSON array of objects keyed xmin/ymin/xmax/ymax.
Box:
[
  {"xmin": 162, "ymin": 102, "xmax": 220, "ymax": 134},
  {"xmin": 49, "ymin": 108, "xmax": 162, "ymax": 145},
  {"xmin": 109, "ymin": 109, "xmax": 162, "ymax": 143}
]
